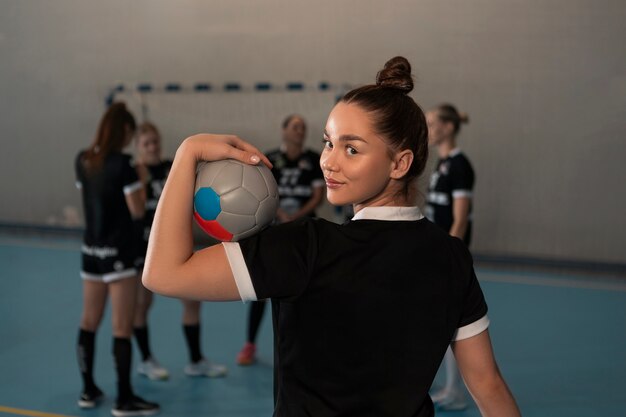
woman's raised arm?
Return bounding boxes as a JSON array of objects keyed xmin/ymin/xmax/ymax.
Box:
[{"xmin": 142, "ymin": 134, "xmax": 270, "ymax": 301}]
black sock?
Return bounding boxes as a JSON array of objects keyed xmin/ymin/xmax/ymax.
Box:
[
  {"xmin": 77, "ymin": 329, "xmax": 97, "ymax": 392},
  {"xmin": 247, "ymin": 300, "xmax": 267, "ymax": 343},
  {"xmin": 183, "ymin": 324, "xmax": 202, "ymax": 363},
  {"xmin": 113, "ymin": 337, "xmax": 134, "ymax": 403},
  {"xmin": 133, "ymin": 326, "xmax": 152, "ymax": 361}
]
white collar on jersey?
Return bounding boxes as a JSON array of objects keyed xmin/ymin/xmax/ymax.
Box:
[
  {"xmin": 352, "ymin": 206, "xmax": 424, "ymax": 221},
  {"xmin": 448, "ymin": 147, "xmax": 462, "ymax": 157}
]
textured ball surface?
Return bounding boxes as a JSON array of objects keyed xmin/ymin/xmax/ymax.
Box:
[{"xmin": 193, "ymin": 159, "xmax": 279, "ymax": 241}]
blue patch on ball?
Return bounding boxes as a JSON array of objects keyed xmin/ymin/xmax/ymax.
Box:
[
  {"xmin": 194, "ymin": 187, "xmax": 221, "ymax": 220},
  {"xmin": 193, "ymin": 159, "xmax": 280, "ymax": 241}
]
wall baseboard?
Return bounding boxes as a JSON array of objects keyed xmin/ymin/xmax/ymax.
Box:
[
  {"xmin": 473, "ymin": 253, "xmax": 626, "ymax": 278},
  {"xmin": 1, "ymin": 222, "xmax": 624, "ymax": 278}
]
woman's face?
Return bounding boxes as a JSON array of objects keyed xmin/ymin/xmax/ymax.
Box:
[
  {"xmin": 282, "ymin": 116, "xmax": 307, "ymax": 147},
  {"xmin": 320, "ymin": 102, "xmax": 397, "ymax": 208},
  {"xmin": 426, "ymin": 110, "xmax": 450, "ymax": 146},
  {"xmin": 136, "ymin": 130, "xmax": 162, "ymax": 165}
]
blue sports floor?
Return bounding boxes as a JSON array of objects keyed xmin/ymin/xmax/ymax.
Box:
[{"xmin": 1, "ymin": 233, "xmax": 625, "ymax": 417}]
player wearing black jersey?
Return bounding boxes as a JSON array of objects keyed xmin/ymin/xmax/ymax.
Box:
[
  {"xmin": 75, "ymin": 103, "xmax": 159, "ymax": 416},
  {"xmin": 268, "ymin": 115, "xmax": 325, "ymax": 222},
  {"xmin": 425, "ymin": 104, "xmax": 475, "ymax": 410},
  {"xmin": 133, "ymin": 122, "xmax": 227, "ymax": 380},
  {"xmin": 236, "ymin": 114, "xmax": 324, "ymax": 366},
  {"xmin": 144, "ymin": 57, "xmax": 521, "ymax": 417},
  {"xmin": 426, "ymin": 104, "xmax": 474, "ymax": 245}
]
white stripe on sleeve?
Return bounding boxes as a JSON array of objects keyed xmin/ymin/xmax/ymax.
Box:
[
  {"xmin": 222, "ymin": 242, "xmax": 258, "ymax": 302},
  {"xmin": 453, "ymin": 314, "xmax": 490, "ymax": 341},
  {"xmin": 123, "ymin": 181, "xmax": 143, "ymax": 195},
  {"xmin": 427, "ymin": 191, "xmax": 450, "ymax": 205},
  {"xmin": 452, "ymin": 189, "xmax": 473, "ymax": 199}
]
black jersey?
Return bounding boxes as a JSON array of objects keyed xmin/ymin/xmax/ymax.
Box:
[
  {"xmin": 132, "ymin": 160, "xmax": 172, "ymax": 265},
  {"xmin": 223, "ymin": 207, "xmax": 489, "ymax": 417},
  {"xmin": 144, "ymin": 160, "xmax": 172, "ymax": 228},
  {"xmin": 75, "ymin": 151, "xmax": 142, "ymax": 248},
  {"xmin": 266, "ymin": 148, "xmax": 324, "ymax": 217},
  {"xmin": 425, "ymin": 149, "xmax": 475, "ymax": 245}
]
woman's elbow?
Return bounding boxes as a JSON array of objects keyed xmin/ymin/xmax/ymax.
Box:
[
  {"xmin": 141, "ymin": 269, "xmax": 157, "ymax": 292},
  {"xmin": 466, "ymin": 368, "xmax": 507, "ymax": 402},
  {"xmin": 141, "ymin": 266, "xmax": 168, "ymax": 295}
]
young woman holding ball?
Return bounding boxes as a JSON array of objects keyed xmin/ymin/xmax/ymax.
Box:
[{"xmin": 143, "ymin": 57, "xmax": 521, "ymax": 417}]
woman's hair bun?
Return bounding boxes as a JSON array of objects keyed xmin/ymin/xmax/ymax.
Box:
[
  {"xmin": 375, "ymin": 56, "xmax": 414, "ymax": 94},
  {"xmin": 459, "ymin": 112, "xmax": 470, "ymax": 124}
]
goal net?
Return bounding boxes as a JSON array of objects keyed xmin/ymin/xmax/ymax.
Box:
[{"xmin": 110, "ymin": 82, "xmax": 345, "ymax": 159}]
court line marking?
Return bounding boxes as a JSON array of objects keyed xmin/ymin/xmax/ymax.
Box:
[
  {"xmin": 478, "ymin": 270, "xmax": 626, "ymax": 292},
  {"xmin": 0, "ymin": 405, "xmax": 77, "ymax": 417}
]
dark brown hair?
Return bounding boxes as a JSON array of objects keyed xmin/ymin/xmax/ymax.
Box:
[
  {"xmin": 435, "ymin": 103, "xmax": 469, "ymax": 135},
  {"xmin": 340, "ymin": 56, "xmax": 428, "ymax": 194},
  {"xmin": 82, "ymin": 102, "xmax": 136, "ymax": 174}
]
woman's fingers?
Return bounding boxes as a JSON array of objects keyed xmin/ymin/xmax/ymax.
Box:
[
  {"xmin": 184, "ymin": 133, "xmax": 273, "ymax": 169},
  {"xmin": 226, "ymin": 135, "xmax": 273, "ymax": 168},
  {"xmin": 224, "ymin": 145, "xmax": 261, "ymax": 165}
]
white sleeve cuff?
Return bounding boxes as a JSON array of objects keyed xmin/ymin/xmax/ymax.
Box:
[
  {"xmin": 123, "ymin": 180, "xmax": 143, "ymax": 195},
  {"xmin": 452, "ymin": 189, "xmax": 473, "ymax": 199},
  {"xmin": 453, "ymin": 314, "xmax": 490, "ymax": 341},
  {"xmin": 222, "ymin": 242, "xmax": 258, "ymax": 303}
]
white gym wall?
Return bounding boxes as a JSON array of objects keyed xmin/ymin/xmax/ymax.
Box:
[{"xmin": 1, "ymin": 0, "xmax": 625, "ymax": 265}]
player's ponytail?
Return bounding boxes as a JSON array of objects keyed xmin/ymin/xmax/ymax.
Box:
[{"xmin": 83, "ymin": 102, "xmax": 136, "ymax": 175}]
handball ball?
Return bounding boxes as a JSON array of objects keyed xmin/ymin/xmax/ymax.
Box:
[{"xmin": 193, "ymin": 159, "xmax": 279, "ymax": 242}]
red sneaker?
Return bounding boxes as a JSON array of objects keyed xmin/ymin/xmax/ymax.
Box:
[{"xmin": 236, "ymin": 342, "xmax": 257, "ymax": 366}]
